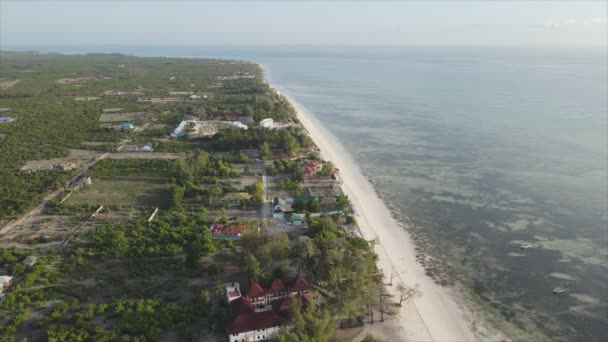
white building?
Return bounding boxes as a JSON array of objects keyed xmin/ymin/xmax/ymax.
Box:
[
  {"xmin": 260, "ymin": 118, "xmax": 274, "ymax": 128},
  {"xmin": 188, "ymin": 94, "xmax": 201, "ymax": 100}
]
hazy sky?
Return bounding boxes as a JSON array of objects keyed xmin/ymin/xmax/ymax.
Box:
[{"xmin": 1, "ymin": 1, "xmax": 607, "ymax": 48}]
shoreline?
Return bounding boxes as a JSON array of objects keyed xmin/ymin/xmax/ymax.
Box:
[{"xmin": 271, "ymin": 84, "xmax": 504, "ymax": 341}]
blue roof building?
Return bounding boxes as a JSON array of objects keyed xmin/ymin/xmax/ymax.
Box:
[
  {"xmin": 0, "ymin": 116, "xmax": 15, "ymax": 123},
  {"xmin": 119, "ymin": 122, "xmax": 135, "ymax": 129}
]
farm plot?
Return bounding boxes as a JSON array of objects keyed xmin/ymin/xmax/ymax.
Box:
[
  {"xmin": 98, "ymin": 112, "xmax": 155, "ymax": 123},
  {"xmin": 20, "ymin": 149, "xmax": 103, "ymax": 172},
  {"xmin": 64, "ymin": 177, "xmax": 171, "ymax": 209}
]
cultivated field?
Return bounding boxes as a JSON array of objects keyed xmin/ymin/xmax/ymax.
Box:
[
  {"xmin": 98, "ymin": 112, "xmax": 155, "ymax": 123},
  {"xmin": 64, "ymin": 177, "xmax": 171, "ymax": 209}
]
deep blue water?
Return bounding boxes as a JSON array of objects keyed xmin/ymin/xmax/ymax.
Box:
[{"xmin": 7, "ymin": 45, "xmax": 608, "ymax": 341}]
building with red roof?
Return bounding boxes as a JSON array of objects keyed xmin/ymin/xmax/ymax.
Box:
[
  {"xmin": 224, "ymin": 277, "xmax": 312, "ymax": 342},
  {"xmin": 209, "ymin": 223, "xmax": 243, "ymax": 240}
]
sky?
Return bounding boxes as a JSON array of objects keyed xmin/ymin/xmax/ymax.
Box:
[{"xmin": 1, "ymin": 1, "xmax": 607, "ymax": 49}]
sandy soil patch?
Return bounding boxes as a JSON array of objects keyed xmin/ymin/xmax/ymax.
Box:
[
  {"xmin": 20, "ymin": 149, "xmax": 103, "ymax": 172},
  {"xmin": 99, "ymin": 112, "xmax": 155, "ymax": 123},
  {"xmin": 55, "ymin": 76, "xmax": 114, "ymax": 84},
  {"xmin": 0, "ymin": 79, "xmax": 20, "ymax": 90}
]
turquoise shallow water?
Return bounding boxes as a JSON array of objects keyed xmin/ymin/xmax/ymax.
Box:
[{"xmin": 11, "ymin": 45, "xmax": 608, "ymax": 340}]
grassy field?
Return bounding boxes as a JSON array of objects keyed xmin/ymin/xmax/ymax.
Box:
[{"xmin": 65, "ymin": 177, "xmax": 171, "ymax": 209}]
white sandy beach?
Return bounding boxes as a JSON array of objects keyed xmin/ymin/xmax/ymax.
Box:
[{"xmin": 273, "ymin": 86, "xmax": 502, "ymax": 342}]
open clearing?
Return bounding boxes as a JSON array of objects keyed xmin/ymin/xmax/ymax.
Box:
[
  {"xmin": 0, "ymin": 79, "xmax": 20, "ymax": 90},
  {"xmin": 65, "ymin": 177, "xmax": 171, "ymax": 209},
  {"xmin": 20, "ymin": 149, "xmax": 103, "ymax": 172},
  {"xmin": 55, "ymin": 76, "xmax": 114, "ymax": 84},
  {"xmin": 99, "ymin": 112, "xmax": 155, "ymax": 123}
]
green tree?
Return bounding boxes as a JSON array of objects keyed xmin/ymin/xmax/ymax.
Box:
[
  {"xmin": 276, "ymin": 299, "xmax": 335, "ymax": 342},
  {"xmin": 259, "ymin": 142, "xmax": 271, "ymax": 160}
]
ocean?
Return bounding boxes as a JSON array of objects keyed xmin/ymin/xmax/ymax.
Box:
[{"xmin": 13, "ymin": 45, "xmax": 608, "ymax": 341}]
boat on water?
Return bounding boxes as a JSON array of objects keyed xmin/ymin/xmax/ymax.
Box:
[
  {"xmin": 553, "ymin": 287, "xmax": 567, "ymax": 294},
  {"xmin": 520, "ymin": 243, "xmax": 533, "ymax": 249}
]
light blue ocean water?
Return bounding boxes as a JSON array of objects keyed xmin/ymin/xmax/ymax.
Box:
[{"xmin": 14, "ymin": 45, "xmax": 608, "ymax": 340}]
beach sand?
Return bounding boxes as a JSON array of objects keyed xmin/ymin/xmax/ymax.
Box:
[{"xmin": 273, "ymin": 86, "xmax": 505, "ymax": 342}]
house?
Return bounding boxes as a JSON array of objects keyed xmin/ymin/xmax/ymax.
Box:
[
  {"xmin": 23, "ymin": 256, "xmax": 38, "ymax": 267},
  {"xmin": 140, "ymin": 144, "xmax": 153, "ymax": 152},
  {"xmin": 221, "ymin": 192, "xmax": 251, "ymax": 208},
  {"xmin": 273, "ymin": 197, "xmax": 294, "ymax": 218},
  {"xmin": 0, "ymin": 276, "xmax": 13, "ymax": 292},
  {"xmin": 138, "ymin": 97, "xmax": 151, "ymax": 102},
  {"xmin": 320, "ymin": 196, "xmax": 337, "ymax": 207},
  {"xmin": 72, "ymin": 176, "xmax": 92, "ymax": 190},
  {"xmin": 188, "ymin": 94, "xmax": 201, "ymax": 100},
  {"xmin": 239, "ymin": 149, "xmax": 258, "ymax": 158},
  {"xmin": 223, "ymin": 113, "xmax": 239, "ymax": 121},
  {"xmin": 0, "ymin": 116, "xmax": 15, "ymax": 123},
  {"xmin": 303, "ymin": 160, "xmax": 323, "ymax": 180},
  {"xmin": 53, "ymin": 162, "xmax": 77, "ymax": 171},
  {"xmin": 119, "ymin": 122, "xmax": 135, "ymax": 129},
  {"xmin": 260, "ymin": 118, "xmax": 274, "ymax": 128},
  {"xmin": 286, "ymin": 213, "xmax": 304, "ymax": 225},
  {"xmin": 169, "ymin": 76, "xmax": 176, "ymax": 81},
  {"xmin": 237, "ymin": 116, "xmax": 255, "ymax": 126},
  {"xmin": 209, "ymin": 223, "xmax": 244, "ymax": 240},
  {"xmin": 224, "ymin": 278, "xmax": 312, "ymax": 342}
]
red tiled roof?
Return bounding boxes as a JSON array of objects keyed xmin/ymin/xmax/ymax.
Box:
[
  {"xmin": 267, "ymin": 279, "xmax": 286, "ymax": 294},
  {"xmin": 247, "ymin": 282, "xmax": 265, "ymax": 298},
  {"xmin": 224, "ymin": 113, "xmax": 238, "ymax": 120},
  {"xmin": 228, "ymin": 310, "xmax": 281, "ymax": 334},
  {"xmin": 230, "ymin": 296, "xmax": 254, "ymax": 316},
  {"xmin": 289, "ymin": 277, "xmax": 310, "ymax": 292},
  {"xmin": 210, "ymin": 223, "xmax": 243, "ymax": 235}
]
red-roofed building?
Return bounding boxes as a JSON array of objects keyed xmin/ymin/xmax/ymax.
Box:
[
  {"xmin": 247, "ymin": 282, "xmax": 266, "ymax": 308},
  {"xmin": 228, "ymin": 310, "xmax": 281, "ymax": 342},
  {"xmin": 266, "ymin": 279, "xmax": 287, "ymax": 303},
  {"xmin": 209, "ymin": 223, "xmax": 243, "ymax": 240},
  {"xmin": 303, "ymin": 160, "xmax": 323, "ymax": 180},
  {"xmin": 224, "ymin": 113, "xmax": 239, "ymax": 121},
  {"xmin": 224, "ymin": 277, "xmax": 313, "ymax": 342},
  {"xmin": 289, "ymin": 277, "xmax": 310, "ymax": 296}
]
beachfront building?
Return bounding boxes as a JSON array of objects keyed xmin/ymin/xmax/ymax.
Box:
[
  {"xmin": 0, "ymin": 116, "xmax": 15, "ymax": 123},
  {"xmin": 260, "ymin": 118, "xmax": 274, "ymax": 128},
  {"xmin": 224, "ymin": 278, "xmax": 311, "ymax": 342},
  {"xmin": 303, "ymin": 160, "xmax": 323, "ymax": 180}
]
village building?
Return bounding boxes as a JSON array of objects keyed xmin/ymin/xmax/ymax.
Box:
[
  {"xmin": 221, "ymin": 192, "xmax": 252, "ymax": 208},
  {"xmin": 285, "ymin": 213, "xmax": 304, "ymax": 225},
  {"xmin": 225, "ymin": 278, "xmax": 311, "ymax": 342},
  {"xmin": 0, "ymin": 116, "xmax": 15, "ymax": 123},
  {"xmin": 303, "ymin": 160, "xmax": 323, "ymax": 180},
  {"xmin": 53, "ymin": 162, "xmax": 77, "ymax": 171},
  {"xmin": 117, "ymin": 122, "xmax": 135, "ymax": 130},
  {"xmin": 0, "ymin": 275, "xmax": 13, "ymax": 293},
  {"xmin": 74, "ymin": 96, "xmax": 102, "ymax": 101},
  {"xmin": 137, "ymin": 97, "xmax": 151, "ymax": 102},
  {"xmin": 237, "ymin": 116, "xmax": 255, "ymax": 126},
  {"xmin": 22, "ymin": 256, "xmax": 38, "ymax": 267},
  {"xmin": 188, "ymin": 94, "xmax": 201, "ymax": 100},
  {"xmin": 273, "ymin": 196, "xmax": 294, "ymax": 218},
  {"xmin": 260, "ymin": 118, "xmax": 274, "ymax": 128},
  {"xmin": 209, "ymin": 223, "xmax": 244, "ymax": 240}
]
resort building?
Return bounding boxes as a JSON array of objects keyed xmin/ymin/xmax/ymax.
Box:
[
  {"xmin": 260, "ymin": 118, "xmax": 274, "ymax": 128},
  {"xmin": 224, "ymin": 277, "xmax": 311, "ymax": 342}
]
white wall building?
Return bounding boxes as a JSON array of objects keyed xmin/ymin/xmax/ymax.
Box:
[{"xmin": 260, "ymin": 118, "xmax": 274, "ymax": 128}]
